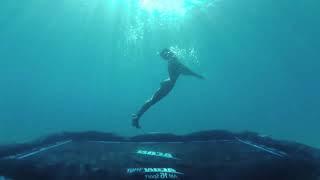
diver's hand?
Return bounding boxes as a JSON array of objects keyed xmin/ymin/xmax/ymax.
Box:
[
  {"xmin": 196, "ymin": 74, "xmax": 205, "ymax": 80},
  {"xmin": 131, "ymin": 114, "xmax": 141, "ymax": 129}
]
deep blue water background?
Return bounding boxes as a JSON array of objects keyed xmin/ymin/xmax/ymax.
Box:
[{"xmin": 0, "ymin": 0, "xmax": 319, "ymax": 147}]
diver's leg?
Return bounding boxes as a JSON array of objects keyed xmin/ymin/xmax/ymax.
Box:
[
  {"xmin": 136, "ymin": 90, "xmax": 162, "ymax": 117},
  {"xmin": 132, "ymin": 98, "xmax": 156, "ymax": 128},
  {"xmin": 132, "ymin": 88, "xmax": 164, "ymax": 128},
  {"xmin": 132, "ymin": 80, "xmax": 175, "ymax": 128}
]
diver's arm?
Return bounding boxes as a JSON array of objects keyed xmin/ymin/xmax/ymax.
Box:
[
  {"xmin": 189, "ymin": 71, "xmax": 205, "ymax": 79},
  {"xmin": 180, "ymin": 64, "xmax": 205, "ymax": 79}
]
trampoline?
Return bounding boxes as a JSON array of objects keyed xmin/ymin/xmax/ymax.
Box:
[{"xmin": 0, "ymin": 130, "xmax": 319, "ymax": 180}]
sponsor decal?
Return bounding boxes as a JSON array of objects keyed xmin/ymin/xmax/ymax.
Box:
[
  {"xmin": 127, "ymin": 168, "xmax": 183, "ymax": 179},
  {"xmin": 136, "ymin": 150, "xmax": 179, "ymax": 160}
]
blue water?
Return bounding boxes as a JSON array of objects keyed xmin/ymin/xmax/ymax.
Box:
[{"xmin": 0, "ymin": 0, "xmax": 319, "ymax": 147}]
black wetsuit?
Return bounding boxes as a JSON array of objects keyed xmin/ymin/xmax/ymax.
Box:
[{"xmin": 132, "ymin": 58, "xmax": 203, "ymax": 128}]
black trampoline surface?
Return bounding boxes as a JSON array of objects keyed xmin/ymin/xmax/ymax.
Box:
[{"xmin": 0, "ymin": 130, "xmax": 319, "ymax": 180}]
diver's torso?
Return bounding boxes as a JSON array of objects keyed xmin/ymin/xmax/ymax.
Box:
[{"xmin": 168, "ymin": 60, "xmax": 181, "ymax": 81}]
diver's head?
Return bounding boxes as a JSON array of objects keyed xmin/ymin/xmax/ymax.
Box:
[{"xmin": 160, "ymin": 48, "xmax": 176, "ymax": 61}]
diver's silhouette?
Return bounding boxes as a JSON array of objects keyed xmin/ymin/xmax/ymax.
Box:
[{"xmin": 132, "ymin": 48, "xmax": 205, "ymax": 128}]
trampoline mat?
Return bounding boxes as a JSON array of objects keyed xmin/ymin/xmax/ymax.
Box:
[{"xmin": 0, "ymin": 130, "xmax": 319, "ymax": 180}]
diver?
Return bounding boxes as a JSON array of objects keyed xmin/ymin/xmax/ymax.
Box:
[{"xmin": 132, "ymin": 48, "xmax": 205, "ymax": 128}]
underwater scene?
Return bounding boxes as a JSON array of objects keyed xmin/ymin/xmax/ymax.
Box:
[
  {"xmin": 0, "ymin": 0, "xmax": 320, "ymax": 179},
  {"xmin": 1, "ymin": 0, "xmax": 319, "ymax": 146}
]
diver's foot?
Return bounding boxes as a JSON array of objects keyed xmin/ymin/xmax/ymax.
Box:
[{"xmin": 131, "ymin": 114, "xmax": 141, "ymax": 129}]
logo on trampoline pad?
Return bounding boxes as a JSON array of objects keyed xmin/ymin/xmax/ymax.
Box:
[
  {"xmin": 136, "ymin": 150, "xmax": 179, "ymax": 160},
  {"xmin": 127, "ymin": 168, "xmax": 183, "ymax": 179}
]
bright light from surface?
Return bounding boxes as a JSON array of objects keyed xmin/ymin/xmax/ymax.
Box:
[{"xmin": 139, "ymin": 0, "xmax": 187, "ymax": 15}]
